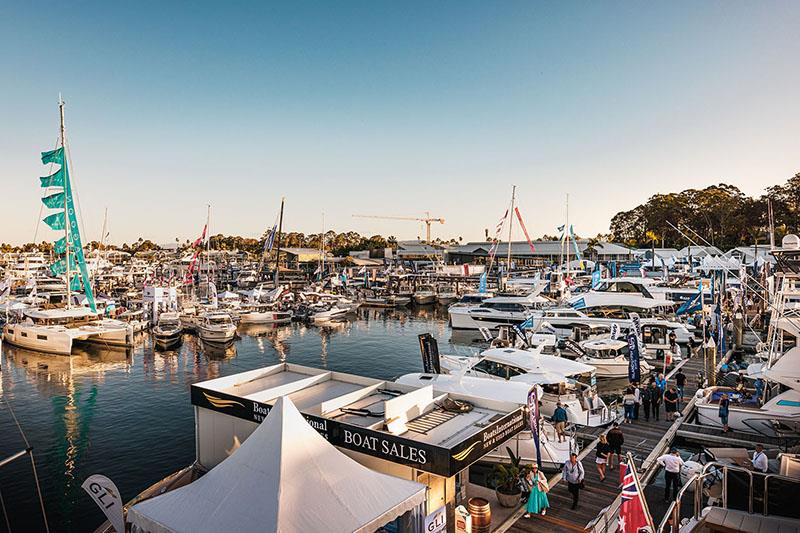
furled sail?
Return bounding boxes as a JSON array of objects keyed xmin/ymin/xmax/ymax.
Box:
[{"xmin": 40, "ymin": 146, "xmax": 97, "ymax": 312}]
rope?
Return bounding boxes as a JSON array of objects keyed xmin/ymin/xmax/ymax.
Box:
[
  {"xmin": 0, "ymin": 486, "xmax": 11, "ymax": 533},
  {"xmin": 1, "ymin": 398, "xmax": 49, "ymax": 533}
]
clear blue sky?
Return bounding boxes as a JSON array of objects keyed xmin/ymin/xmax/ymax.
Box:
[{"xmin": 1, "ymin": 1, "xmax": 799, "ymax": 245}]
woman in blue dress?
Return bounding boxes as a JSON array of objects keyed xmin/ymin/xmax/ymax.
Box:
[{"xmin": 523, "ymin": 464, "xmax": 550, "ymax": 517}]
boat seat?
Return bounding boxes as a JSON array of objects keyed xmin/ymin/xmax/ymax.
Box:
[{"xmin": 700, "ymin": 507, "xmax": 800, "ymax": 533}]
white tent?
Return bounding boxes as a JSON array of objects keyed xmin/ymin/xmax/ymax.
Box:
[{"xmin": 127, "ymin": 396, "xmax": 427, "ymax": 533}]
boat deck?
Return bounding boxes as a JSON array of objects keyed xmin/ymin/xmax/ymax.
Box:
[{"xmin": 503, "ymin": 356, "xmax": 706, "ymax": 532}]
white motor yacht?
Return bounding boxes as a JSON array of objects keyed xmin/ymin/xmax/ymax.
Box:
[
  {"xmin": 413, "ymin": 285, "xmax": 436, "ymax": 305},
  {"xmin": 2, "ymin": 307, "xmax": 134, "ymax": 355},
  {"xmin": 448, "ymin": 293, "xmax": 549, "ymax": 330},
  {"xmin": 153, "ymin": 312, "xmax": 183, "ymax": 350},
  {"xmin": 238, "ymin": 304, "xmax": 292, "ymax": 325},
  {"xmin": 404, "ymin": 346, "xmax": 615, "ymax": 427},
  {"xmin": 198, "ymin": 313, "xmax": 237, "ymax": 344},
  {"xmin": 568, "ymin": 277, "xmax": 677, "ymax": 315},
  {"xmin": 575, "ymin": 338, "xmax": 653, "ymax": 378}
]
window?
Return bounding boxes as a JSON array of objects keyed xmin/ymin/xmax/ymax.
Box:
[
  {"xmin": 21, "ymin": 332, "xmax": 28, "ymax": 337},
  {"xmin": 37, "ymin": 335, "xmax": 48, "ymax": 341}
]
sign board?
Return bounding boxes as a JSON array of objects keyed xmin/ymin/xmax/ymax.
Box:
[
  {"xmin": 192, "ymin": 385, "xmax": 525, "ymax": 478},
  {"xmin": 425, "ymin": 506, "xmax": 447, "ymax": 533}
]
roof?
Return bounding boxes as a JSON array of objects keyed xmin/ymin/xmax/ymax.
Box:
[
  {"xmin": 128, "ymin": 396, "xmax": 426, "ymax": 533},
  {"xmin": 25, "ymin": 307, "xmax": 98, "ymax": 319},
  {"xmin": 678, "ymin": 245, "xmax": 722, "ymax": 257},
  {"xmin": 480, "ymin": 347, "xmax": 596, "ymax": 378},
  {"xmin": 447, "ymin": 240, "xmax": 631, "ymax": 257}
]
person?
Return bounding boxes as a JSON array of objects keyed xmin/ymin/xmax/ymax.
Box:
[
  {"xmin": 655, "ymin": 373, "xmax": 667, "ymax": 396},
  {"xmin": 657, "ymin": 448, "xmax": 685, "ymax": 502},
  {"xmin": 633, "ymin": 382, "xmax": 641, "ymax": 420},
  {"xmin": 563, "ymin": 453, "xmax": 585, "ymax": 510},
  {"xmin": 668, "ymin": 330, "xmax": 677, "ymax": 351},
  {"xmin": 595, "ymin": 434, "xmax": 610, "ymax": 481},
  {"xmin": 755, "ymin": 378, "xmax": 765, "ymax": 405},
  {"xmin": 649, "ymin": 382, "xmax": 662, "ymax": 421},
  {"xmin": 719, "ymin": 393, "xmax": 731, "ymax": 432},
  {"xmin": 752, "ymin": 444, "xmax": 768, "ymax": 473},
  {"xmin": 523, "ymin": 464, "xmax": 550, "ymax": 518},
  {"xmin": 552, "ymin": 402, "xmax": 568, "ymax": 443},
  {"xmin": 641, "ymin": 383, "xmax": 652, "ymax": 422},
  {"xmin": 664, "ymin": 385, "xmax": 680, "ymax": 421},
  {"xmin": 674, "ymin": 369, "xmax": 687, "ymax": 405},
  {"xmin": 623, "ymin": 387, "xmax": 636, "ymax": 424},
  {"xmin": 607, "ymin": 423, "xmax": 624, "ymax": 470}
]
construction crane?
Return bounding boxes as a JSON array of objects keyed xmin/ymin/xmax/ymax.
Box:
[{"xmin": 352, "ymin": 212, "xmax": 445, "ymax": 243}]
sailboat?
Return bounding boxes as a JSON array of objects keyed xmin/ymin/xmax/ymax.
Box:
[{"xmin": 2, "ymin": 97, "xmax": 133, "ymax": 355}]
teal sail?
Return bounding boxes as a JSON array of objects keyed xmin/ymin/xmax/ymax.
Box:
[{"xmin": 39, "ymin": 145, "xmax": 97, "ymax": 312}]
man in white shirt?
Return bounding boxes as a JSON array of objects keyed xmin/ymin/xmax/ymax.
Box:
[
  {"xmin": 752, "ymin": 444, "xmax": 768, "ymax": 473},
  {"xmin": 657, "ymin": 448, "xmax": 685, "ymax": 502}
]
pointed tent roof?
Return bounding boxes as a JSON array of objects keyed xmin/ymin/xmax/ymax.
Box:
[{"xmin": 128, "ymin": 396, "xmax": 426, "ymax": 533}]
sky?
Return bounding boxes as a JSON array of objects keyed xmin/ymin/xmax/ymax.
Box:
[{"xmin": 1, "ymin": 1, "xmax": 799, "ymax": 246}]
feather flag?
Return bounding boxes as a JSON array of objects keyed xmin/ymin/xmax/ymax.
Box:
[{"xmin": 514, "ymin": 207, "xmax": 536, "ymax": 253}]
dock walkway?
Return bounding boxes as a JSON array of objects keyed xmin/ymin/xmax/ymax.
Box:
[{"xmin": 502, "ymin": 356, "xmax": 706, "ymax": 533}]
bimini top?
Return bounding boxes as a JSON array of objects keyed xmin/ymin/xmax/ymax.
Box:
[
  {"xmin": 24, "ymin": 307, "xmax": 98, "ymax": 320},
  {"xmin": 191, "ymin": 363, "xmax": 526, "ymax": 478}
]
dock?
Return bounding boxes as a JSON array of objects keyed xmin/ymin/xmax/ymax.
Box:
[{"xmin": 499, "ymin": 355, "xmax": 706, "ymax": 533}]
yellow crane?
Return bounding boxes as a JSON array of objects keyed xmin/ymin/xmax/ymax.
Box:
[{"xmin": 352, "ymin": 212, "xmax": 445, "ymax": 243}]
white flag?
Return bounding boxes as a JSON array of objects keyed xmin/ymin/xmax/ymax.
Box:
[{"xmin": 82, "ymin": 474, "xmax": 124, "ymax": 533}]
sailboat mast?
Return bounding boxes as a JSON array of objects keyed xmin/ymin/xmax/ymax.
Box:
[
  {"xmin": 274, "ymin": 197, "xmax": 285, "ymax": 285},
  {"xmin": 320, "ymin": 211, "xmax": 325, "ymax": 276},
  {"xmin": 566, "ymin": 194, "xmax": 571, "ymax": 280},
  {"xmin": 206, "ymin": 204, "xmax": 211, "ymax": 286},
  {"xmin": 506, "ymin": 185, "xmax": 516, "ymax": 286},
  {"xmin": 60, "ymin": 96, "xmax": 71, "ymax": 309}
]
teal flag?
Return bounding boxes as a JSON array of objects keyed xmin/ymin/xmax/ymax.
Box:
[
  {"xmin": 38, "ymin": 145, "xmax": 97, "ymax": 312},
  {"xmin": 41, "ymin": 147, "xmax": 64, "ymax": 165},
  {"xmin": 40, "ymin": 168, "xmax": 65, "ymax": 188},
  {"xmin": 43, "ymin": 211, "xmax": 66, "ymax": 230},
  {"xmin": 42, "ymin": 191, "xmax": 65, "ymax": 209},
  {"xmin": 70, "ymin": 274, "xmax": 82, "ymax": 291},
  {"xmin": 50, "ymin": 255, "xmax": 78, "ymax": 276}
]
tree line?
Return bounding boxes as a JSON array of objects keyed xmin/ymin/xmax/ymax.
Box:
[{"xmin": 609, "ymin": 173, "xmax": 800, "ymax": 250}]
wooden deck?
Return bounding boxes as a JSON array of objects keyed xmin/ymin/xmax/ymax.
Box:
[{"xmin": 502, "ymin": 355, "xmax": 707, "ymax": 533}]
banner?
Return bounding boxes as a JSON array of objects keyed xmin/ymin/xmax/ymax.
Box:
[
  {"xmin": 610, "ymin": 322, "xmax": 619, "ymax": 340},
  {"xmin": 626, "ymin": 332, "xmax": 641, "ymax": 383},
  {"xmin": 478, "ymin": 271, "xmax": 487, "ymax": 293},
  {"xmin": 514, "ymin": 207, "xmax": 536, "ymax": 253},
  {"xmin": 527, "ymin": 387, "xmax": 542, "ymax": 469},
  {"xmin": 82, "ymin": 475, "xmax": 124, "ymax": 533},
  {"xmin": 629, "ymin": 313, "xmax": 643, "ymax": 352},
  {"xmin": 425, "ymin": 506, "xmax": 447, "ymax": 533},
  {"xmin": 591, "ymin": 269, "xmax": 602, "ymax": 289}
]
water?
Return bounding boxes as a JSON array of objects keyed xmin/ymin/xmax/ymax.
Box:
[
  {"xmin": 0, "ymin": 306, "xmax": 479, "ymax": 532},
  {"xmin": 0, "ymin": 306, "xmax": 629, "ymax": 532}
]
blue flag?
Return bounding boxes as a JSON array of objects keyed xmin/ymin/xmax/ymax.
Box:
[
  {"xmin": 676, "ymin": 283, "xmax": 703, "ymax": 315},
  {"xmin": 479, "ymin": 271, "xmax": 487, "ymax": 293},
  {"xmin": 591, "ymin": 269, "xmax": 602, "ymax": 289}
]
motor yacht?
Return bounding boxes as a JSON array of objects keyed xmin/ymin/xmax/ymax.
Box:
[
  {"xmin": 413, "ymin": 285, "xmax": 436, "ymax": 305},
  {"xmin": 152, "ymin": 312, "xmax": 183, "ymax": 350},
  {"xmin": 238, "ymin": 304, "xmax": 292, "ymax": 325},
  {"xmin": 568, "ymin": 276, "xmax": 677, "ymax": 315},
  {"xmin": 448, "ymin": 293, "xmax": 549, "ymax": 330},
  {"xmin": 198, "ymin": 313, "xmax": 237, "ymax": 344},
  {"xmin": 575, "ymin": 338, "xmax": 653, "ymax": 378}
]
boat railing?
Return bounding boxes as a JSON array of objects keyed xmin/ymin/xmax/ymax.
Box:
[{"xmin": 656, "ymin": 461, "xmax": 800, "ymax": 532}]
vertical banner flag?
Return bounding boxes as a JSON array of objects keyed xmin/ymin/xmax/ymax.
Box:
[
  {"xmin": 610, "ymin": 322, "xmax": 619, "ymax": 340},
  {"xmin": 629, "ymin": 312, "xmax": 644, "ymax": 352},
  {"xmin": 527, "ymin": 386, "xmax": 542, "ymax": 469},
  {"xmin": 479, "ymin": 271, "xmax": 488, "ymax": 293},
  {"xmin": 626, "ymin": 331, "xmax": 641, "ymax": 383},
  {"xmin": 514, "ymin": 207, "xmax": 536, "ymax": 253},
  {"xmin": 82, "ymin": 475, "xmax": 124, "ymax": 533},
  {"xmin": 592, "ymin": 269, "xmax": 602, "ymax": 289}
]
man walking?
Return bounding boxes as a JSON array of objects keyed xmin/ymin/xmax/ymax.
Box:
[
  {"xmin": 657, "ymin": 448, "xmax": 685, "ymax": 502},
  {"xmin": 563, "ymin": 453, "xmax": 585, "ymax": 510},
  {"xmin": 552, "ymin": 402, "xmax": 569, "ymax": 443},
  {"xmin": 649, "ymin": 382, "xmax": 662, "ymax": 421},
  {"xmin": 664, "ymin": 385, "xmax": 680, "ymax": 421},
  {"xmin": 606, "ymin": 422, "xmax": 624, "ymax": 470},
  {"xmin": 641, "ymin": 383, "xmax": 652, "ymax": 422},
  {"xmin": 674, "ymin": 368, "xmax": 687, "ymax": 407}
]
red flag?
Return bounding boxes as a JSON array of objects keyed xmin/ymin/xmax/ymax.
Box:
[
  {"xmin": 514, "ymin": 207, "xmax": 536, "ymax": 253},
  {"xmin": 193, "ymin": 224, "xmax": 208, "ymax": 248},
  {"xmin": 618, "ymin": 462, "xmax": 650, "ymax": 533}
]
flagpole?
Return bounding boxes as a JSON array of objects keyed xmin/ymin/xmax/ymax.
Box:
[{"xmin": 626, "ymin": 452, "xmax": 655, "ymax": 532}]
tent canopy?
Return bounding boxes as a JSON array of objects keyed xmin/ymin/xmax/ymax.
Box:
[{"xmin": 128, "ymin": 396, "xmax": 426, "ymax": 533}]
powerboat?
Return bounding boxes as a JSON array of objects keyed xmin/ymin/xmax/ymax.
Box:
[
  {"xmin": 413, "ymin": 285, "xmax": 436, "ymax": 305},
  {"xmin": 198, "ymin": 313, "xmax": 237, "ymax": 344},
  {"xmin": 448, "ymin": 293, "xmax": 549, "ymax": 330},
  {"xmin": 153, "ymin": 312, "xmax": 183, "ymax": 350},
  {"xmin": 568, "ymin": 277, "xmax": 677, "ymax": 315},
  {"xmin": 238, "ymin": 304, "xmax": 292, "ymax": 325},
  {"xmin": 575, "ymin": 338, "xmax": 653, "ymax": 378}
]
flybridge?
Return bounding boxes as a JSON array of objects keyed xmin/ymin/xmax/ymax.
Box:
[{"xmin": 191, "ymin": 363, "xmax": 526, "ymax": 478}]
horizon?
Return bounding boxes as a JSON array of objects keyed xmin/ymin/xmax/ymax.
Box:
[{"xmin": 2, "ymin": 2, "xmax": 799, "ymax": 246}]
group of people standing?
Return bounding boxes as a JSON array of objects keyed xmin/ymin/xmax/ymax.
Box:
[{"xmin": 622, "ymin": 368, "xmax": 687, "ymax": 424}]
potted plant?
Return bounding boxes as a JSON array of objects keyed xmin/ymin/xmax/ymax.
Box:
[{"xmin": 490, "ymin": 447, "xmax": 531, "ymax": 508}]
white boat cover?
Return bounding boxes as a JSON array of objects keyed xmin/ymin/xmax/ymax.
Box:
[{"xmin": 127, "ymin": 396, "xmax": 426, "ymax": 533}]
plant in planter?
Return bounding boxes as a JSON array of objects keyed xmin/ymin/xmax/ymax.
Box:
[{"xmin": 490, "ymin": 447, "xmax": 531, "ymax": 508}]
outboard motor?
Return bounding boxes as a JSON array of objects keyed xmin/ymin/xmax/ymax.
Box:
[{"xmin": 418, "ymin": 333, "xmax": 441, "ymax": 374}]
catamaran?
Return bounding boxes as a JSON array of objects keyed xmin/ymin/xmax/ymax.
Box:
[{"xmin": 2, "ymin": 98, "xmax": 132, "ymax": 355}]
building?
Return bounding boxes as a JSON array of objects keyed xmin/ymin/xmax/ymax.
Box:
[
  {"xmin": 396, "ymin": 241, "xmax": 444, "ymax": 261},
  {"xmin": 446, "ymin": 240, "xmax": 632, "ymax": 267}
]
